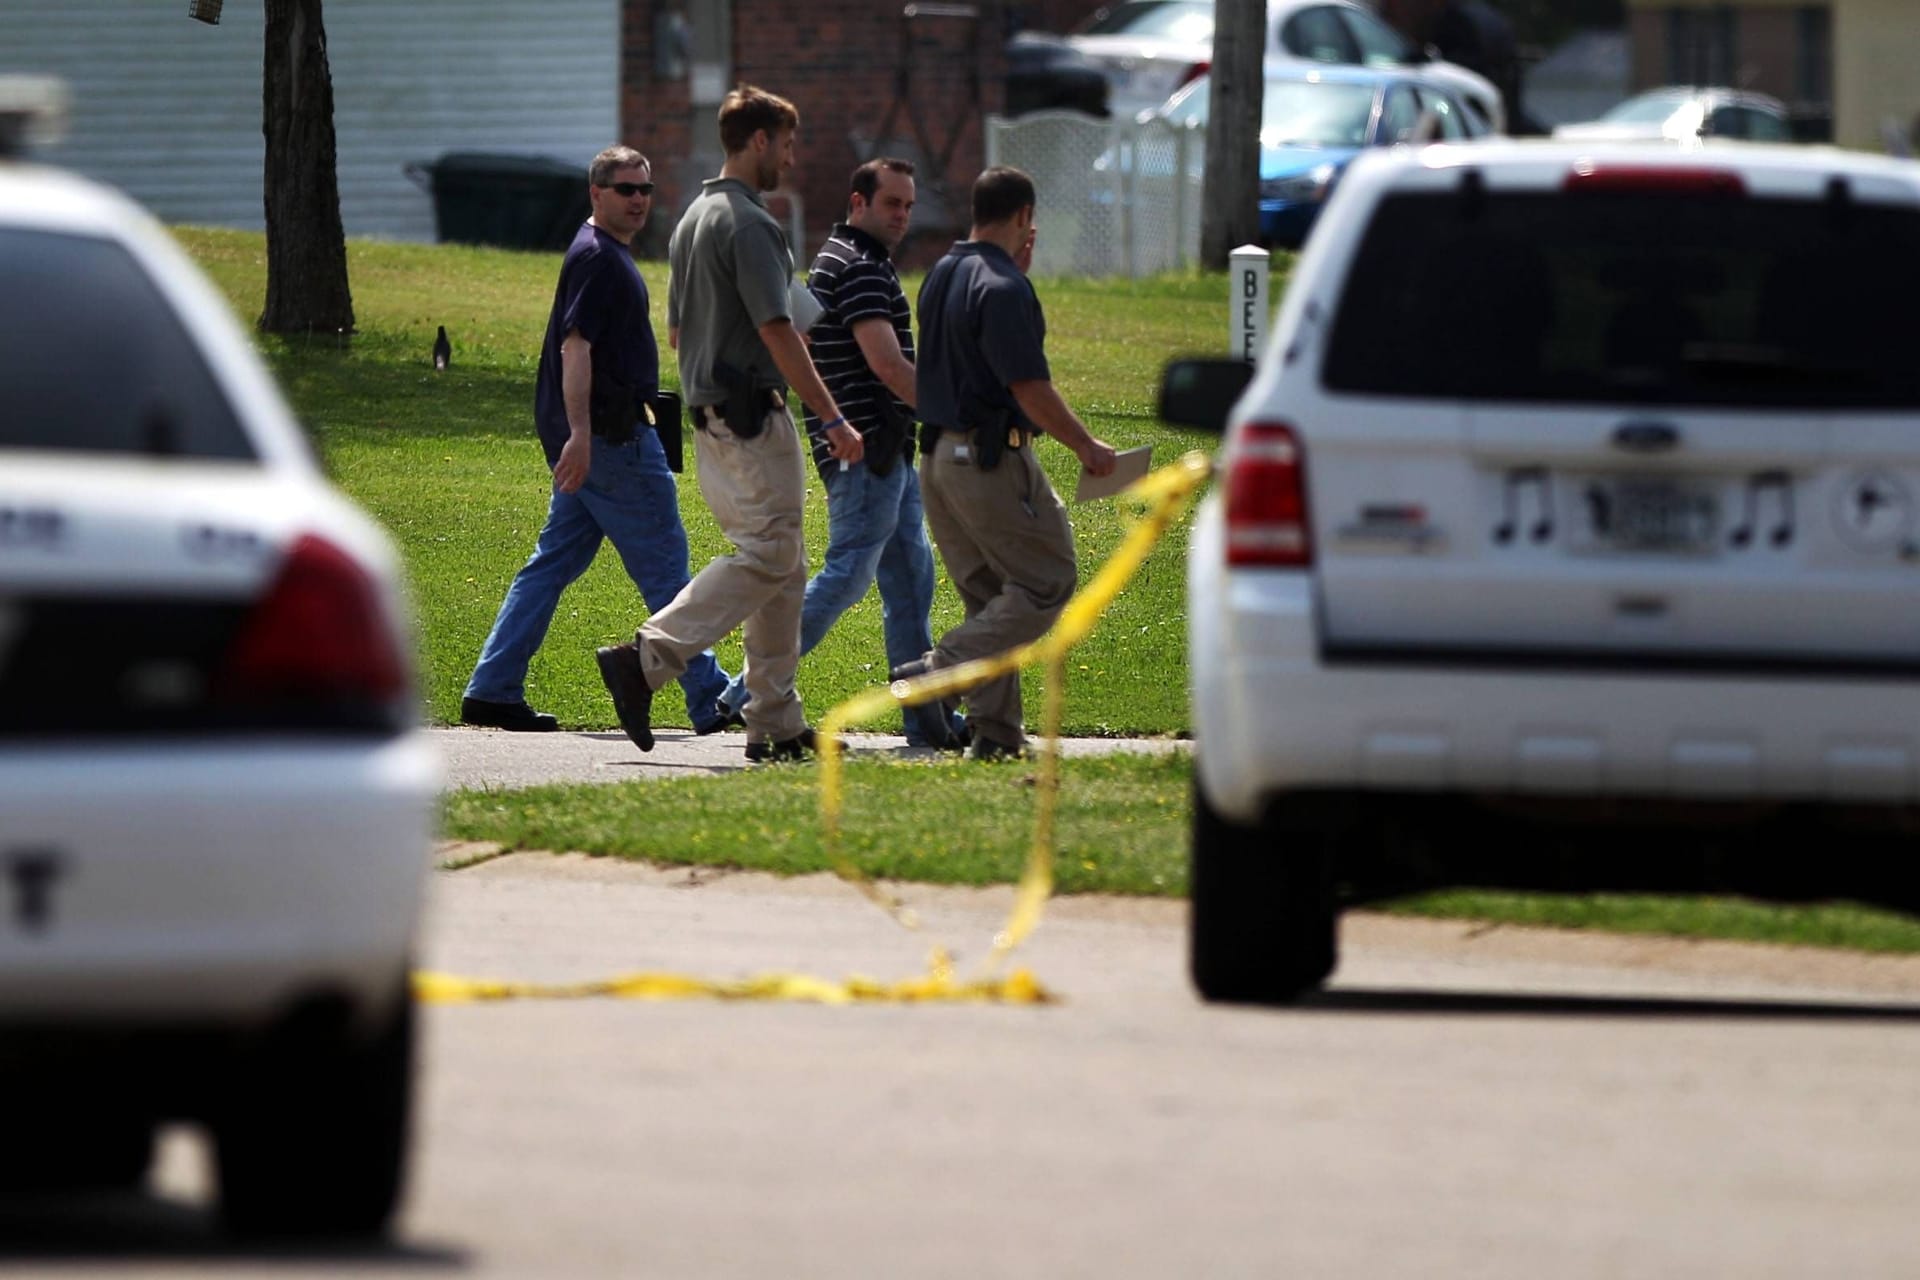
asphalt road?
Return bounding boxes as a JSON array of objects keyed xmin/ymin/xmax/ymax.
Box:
[{"xmin": 9, "ymin": 853, "xmax": 1920, "ymax": 1277}]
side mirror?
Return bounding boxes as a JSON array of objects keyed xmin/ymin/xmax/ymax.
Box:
[{"xmin": 1158, "ymin": 358, "xmax": 1254, "ymax": 432}]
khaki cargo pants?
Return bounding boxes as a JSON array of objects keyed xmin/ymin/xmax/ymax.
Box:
[
  {"xmin": 636, "ymin": 405, "xmax": 809, "ymax": 742},
  {"xmin": 918, "ymin": 431, "xmax": 1078, "ymax": 750}
]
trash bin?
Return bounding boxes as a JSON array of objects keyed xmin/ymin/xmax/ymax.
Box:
[{"xmin": 403, "ymin": 153, "xmax": 590, "ymax": 252}]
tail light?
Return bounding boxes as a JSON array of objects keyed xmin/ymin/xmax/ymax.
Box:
[
  {"xmin": 1178, "ymin": 60, "xmax": 1210, "ymax": 90},
  {"xmin": 1563, "ymin": 163, "xmax": 1746, "ymax": 197},
  {"xmin": 217, "ymin": 533, "xmax": 408, "ymax": 713},
  {"xmin": 1225, "ymin": 422, "xmax": 1312, "ymax": 568}
]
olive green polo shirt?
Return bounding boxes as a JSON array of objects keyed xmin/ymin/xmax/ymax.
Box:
[{"xmin": 666, "ymin": 176, "xmax": 794, "ymax": 408}]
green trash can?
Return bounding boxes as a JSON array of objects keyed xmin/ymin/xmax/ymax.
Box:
[{"xmin": 404, "ymin": 153, "xmax": 590, "ymax": 252}]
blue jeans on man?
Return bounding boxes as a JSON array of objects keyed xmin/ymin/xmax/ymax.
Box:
[
  {"xmin": 466, "ymin": 431, "xmax": 731, "ymax": 729},
  {"xmin": 718, "ymin": 459, "xmax": 964, "ymax": 747}
]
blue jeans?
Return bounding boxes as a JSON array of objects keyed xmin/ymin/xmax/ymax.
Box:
[
  {"xmin": 720, "ymin": 459, "xmax": 963, "ymax": 746},
  {"xmin": 466, "ymin": 432, "xmax": 731, "ymax": 729}
]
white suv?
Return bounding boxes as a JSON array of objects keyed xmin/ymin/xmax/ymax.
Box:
[
  {"xmin": 1, "ymin": 122, "xmax": 437, "ymax": 1229},
  {"xmin": 1164, "ymin": 141, "xmax": 1920, "ymax": 1003}
]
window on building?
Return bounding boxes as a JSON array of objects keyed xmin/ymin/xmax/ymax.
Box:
[
  {"xmin": 1796, "ymin": 6, "xmax": 1831, "ymax": 105},
  {"xmin": 1667, "ymin": 7, "xmax": 1735, "ymax": 87}
]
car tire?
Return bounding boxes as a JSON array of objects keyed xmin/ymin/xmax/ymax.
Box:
[
  {"xmin": 1, "ymin": 1110, "xmax": 154, "ymax": 1192},
  {"xmin": 1189, "ymin": 779, "xmax": 1338, "ymax": 1004},
  {"xmin": 215, "ymin": 979, "xmax": 414, "ymax": 1239}
]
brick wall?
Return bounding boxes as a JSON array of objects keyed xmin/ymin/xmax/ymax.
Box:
[
  {"xmin": 1736, "ymin": 7, "xmax": 1798, "ymax": 102},
  {"xmin": 621, "ymin": 0, "xmax": 1117, "ymax": 266},
  {"xmin": 1016, "ymin": 0, "xmax": 1108, "ymax": 34},
  {"xmin": 733, "ymin": 1, "xmax": 1009, "ymax": 266},
  {"xmin": 620, "ymin": 3, "xmax": 692, "ymax": 257}
]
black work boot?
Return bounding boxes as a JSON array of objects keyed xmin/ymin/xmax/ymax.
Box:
[
  {"xmin": 594, "ymin": 643, "xmax": 655, "ymax": 752},
  {"xmin": 460, "ymin": 697, "xmax": 558, "ymax": 732}
]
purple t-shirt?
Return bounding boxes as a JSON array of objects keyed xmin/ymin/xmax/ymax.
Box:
[{"xmin": 533, "ymin": 222, "xmax": 659, "ymax": 465}]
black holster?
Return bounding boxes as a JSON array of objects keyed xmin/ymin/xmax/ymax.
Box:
[
  {"xmin": 712, "ymin": 359, "xmax": 777, "ymax": 439},
  {"xmin": 863, "ymin": 396, "xmax": 912, "ymax": 477}
]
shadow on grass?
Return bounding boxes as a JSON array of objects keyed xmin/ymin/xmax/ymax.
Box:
[
  {"xmin": 1295, "ymin": 988, "xmax": 1920, "ymax": 1022},
  {"xmin": 0, "ymin": 1190, "xmax": 466, "ymax": 1266}
]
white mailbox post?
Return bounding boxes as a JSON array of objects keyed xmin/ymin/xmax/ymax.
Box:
[{"xmin": 1229, "ymin": 244, "xmax": 1268, "ymax": 364}]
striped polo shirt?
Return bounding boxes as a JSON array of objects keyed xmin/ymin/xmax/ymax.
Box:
[{"xmin": 801, "ymin": 222, "xmax": 915, "ymax": 478}]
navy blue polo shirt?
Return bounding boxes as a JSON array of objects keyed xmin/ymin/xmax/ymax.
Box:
[
  {"xmin": 533, "ymin": 221, "xmax": 659, "ymax": 466},
  {"xmin": 915, "ymin": 240, "xmax": 1050, "ymax": 434}
]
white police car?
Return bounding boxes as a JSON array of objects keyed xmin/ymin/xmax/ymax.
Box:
[
  {"xmin": 1164, "ymin": 140, "xmax": 1920, "ymax": 1003},
  {"xmin": 0, "ymin": 86, "xmax": 437, "ymax": 1232}
]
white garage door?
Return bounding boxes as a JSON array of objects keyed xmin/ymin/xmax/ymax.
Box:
[{"xmin": 0, "ymin": 0, "xmax": 618, "ymax": 241}]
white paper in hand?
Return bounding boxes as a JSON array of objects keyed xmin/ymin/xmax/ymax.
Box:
[
  {"xmin": 788, "ymin": 279, "xmax": 825, "ymax": 333},
  {"xmin": 1074, "ymin": 446, "xmax": 1153, "ymax": 502}
]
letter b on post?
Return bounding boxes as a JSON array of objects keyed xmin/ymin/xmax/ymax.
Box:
[{"xmin": 1229, "ymin": 245, "xmax": 1268, "ymax": 365}]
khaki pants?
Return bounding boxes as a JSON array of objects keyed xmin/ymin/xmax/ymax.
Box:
[
  {"xmin": 636, "ymin": 405, "xmax": 809, "ymax": 741},
  {"xmin": 918, "ymin": 431, "xmax": 1078, "ymax": 749}
]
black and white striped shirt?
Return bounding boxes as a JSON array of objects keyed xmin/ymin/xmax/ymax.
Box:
[{"xmin": 802, "ymin": 223, "xmax": 915, "ymax": 478}]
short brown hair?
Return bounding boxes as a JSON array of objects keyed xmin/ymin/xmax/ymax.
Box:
[
  {"xmin": 717, "ymin": 84, "xmax": 799, "ymax": 155},
  {"xmin": 850, "ymin": 157, "xmax": 915, "ymax": 210},
  {"xmin": 971, "ymin": 166, "xmax": 1036, "ymax": 227},
  {"xmin": 589, "ymin": 145, "xmax": 649, "ymax": 188}
]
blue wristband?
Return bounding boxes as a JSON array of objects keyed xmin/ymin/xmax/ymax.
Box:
[{"xmin": 822, "ymin": 415, "xmax": 847, "ymax": 432}]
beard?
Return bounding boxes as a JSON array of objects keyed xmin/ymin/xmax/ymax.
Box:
[{"xmin": 756, "ymin": 151, "xmax": 782, "ymax": 192}]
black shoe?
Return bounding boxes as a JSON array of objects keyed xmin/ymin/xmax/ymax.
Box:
[
  {"xmin": 970, "ymin": 736, "xmax": 1028, "ymax": 762},
  {"xmin": 460, "ymin": 697, "xmax": 558, "ymax": 732},
  {"xmin": 744, "ymin": 728, "xmax": 823, "ymax": 763},
  {"xmin": 594, "ymin": 643, "xmax": 654, "ymax": 752},
  {"xmin": 694, "ymin": 702, "xmax": 747, "ymax": 735}
]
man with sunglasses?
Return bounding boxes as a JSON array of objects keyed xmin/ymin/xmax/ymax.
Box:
[{"xmin": 462, "ymin": 144, "xmax": 733, "ymax": 734}]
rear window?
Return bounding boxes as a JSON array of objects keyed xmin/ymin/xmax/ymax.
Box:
[
  {"xmin": 0, "ymin": 227, "xmax": 256, "ymax": 458},
  {"xmin": 1322, "ymin": 188, "xmax": 1920, "ymax": 408}
]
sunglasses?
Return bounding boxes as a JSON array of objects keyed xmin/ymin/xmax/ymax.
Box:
[{"xmin": 601, "ymin": 181, "xmax": 655, "ymax": 197}]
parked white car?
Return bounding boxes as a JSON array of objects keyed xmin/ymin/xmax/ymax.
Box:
[
  {"xmin": 1067, "ymin": 0, "xmax": 1505, "ymax": 130},
  {"xmin": 1163, "ymin": 140, "xmax": 1920, "ymax": 1003},
  {"xmin": 0, "ymin": 102, "xmax": 437, "ymax": 1234},
  {"xmin": 1553, "ymin": 86, "xmax": 1794, "ymax": 144}
]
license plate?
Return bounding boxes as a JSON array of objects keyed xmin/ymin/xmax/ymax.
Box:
[{"xmin": 1581, "ymin": 479, "xmax": 1718, "ymax": 553}]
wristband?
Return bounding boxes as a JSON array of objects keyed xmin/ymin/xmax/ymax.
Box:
[{"xmin": 822, "ymin": 415, "xmax": 847, "ymax": 432}]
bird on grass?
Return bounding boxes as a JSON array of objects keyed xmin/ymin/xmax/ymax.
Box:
[{"xmin": 432, "ymin": 325, "xmax": 451, "ymax": 371}]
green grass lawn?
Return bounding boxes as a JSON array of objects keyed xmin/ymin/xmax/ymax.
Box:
[
  {"xmin": 443, "ymin": 752, "xmax": 1920, "ymax": 955},
  {"xmin": 174, "ymin": 227, "xmax": 1238, "ymax": 734}
]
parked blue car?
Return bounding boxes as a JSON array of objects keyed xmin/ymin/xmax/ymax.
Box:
[{"xmin": 1151, "ymin": 62, "xmax": 1489, "ymax": 247}]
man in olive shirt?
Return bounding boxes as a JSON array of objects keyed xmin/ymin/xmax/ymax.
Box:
[
  {"xmin": 594, "ymin": 84, "xmax": 861, "ymax": 762},
  {"xmin": 906, "ymin": 167, "xmax": 1116, "ymax": 760}
]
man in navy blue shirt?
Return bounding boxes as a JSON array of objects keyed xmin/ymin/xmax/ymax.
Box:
[
  {"xmin": 462, "ymin": 144, "xmax": 731, "ymax": 732},
  {"xmin": 906, "ymin": 167, "xmax": 1115, "ymax": 760}
]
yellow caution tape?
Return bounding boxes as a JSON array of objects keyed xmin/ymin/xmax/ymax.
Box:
[
  {"xmin": 414, "ymin": 964, "xmax": 1056, "ymax": 1005},
  {"xmin": 818, "ymin": 449, "xmax": 1214, "ymax": 968},
  {"xmin": 419, "ymin": 450, "xmax": 1211, "ymax": 1006}
]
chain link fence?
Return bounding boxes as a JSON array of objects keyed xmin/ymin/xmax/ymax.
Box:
[{"xmin": 985, "ymin": 111, "xmax": 1204, "ymax": 278}]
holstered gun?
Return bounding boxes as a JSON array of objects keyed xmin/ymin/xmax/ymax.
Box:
[{"xmin": 712, "ymin": 359, "xmax": 772, "ymax": 439}]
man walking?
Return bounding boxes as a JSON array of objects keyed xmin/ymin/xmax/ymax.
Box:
[
  {"xmin": 714, "ymin": 158, "xmax": 968, "ymax": 748},
  {"xmin": 462, "ymin": 144, "xmax": 732, "ymax": 734},
  {"xmin": 903, "ymin": 167, "xmax": 1116, "ymax": 761},
  {"xmin": 594, "ymin": 85, "xmax": 862, "ymax": 761}
]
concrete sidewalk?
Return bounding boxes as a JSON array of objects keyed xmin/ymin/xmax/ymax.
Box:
[{"xmin": 430, "ymin": 726, "xmax": 1186, "ymax": 792}]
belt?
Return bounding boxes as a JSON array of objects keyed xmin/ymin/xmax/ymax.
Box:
[
  {"xmin": 941, "ymin": 423, "xmax": 1029, "ymax": 449},
  {"xmin": 690, "ymin": 388, "xmax": 785, "ymax": 430}
]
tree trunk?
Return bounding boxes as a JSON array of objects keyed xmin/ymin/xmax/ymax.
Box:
[
  {"xmin": 260, "ymin": 0, "xmax": 354, "ymax": 334},
  {"xmin": 1200, "ymin": 0, "xmax": 1265, "ymax": 270}
]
